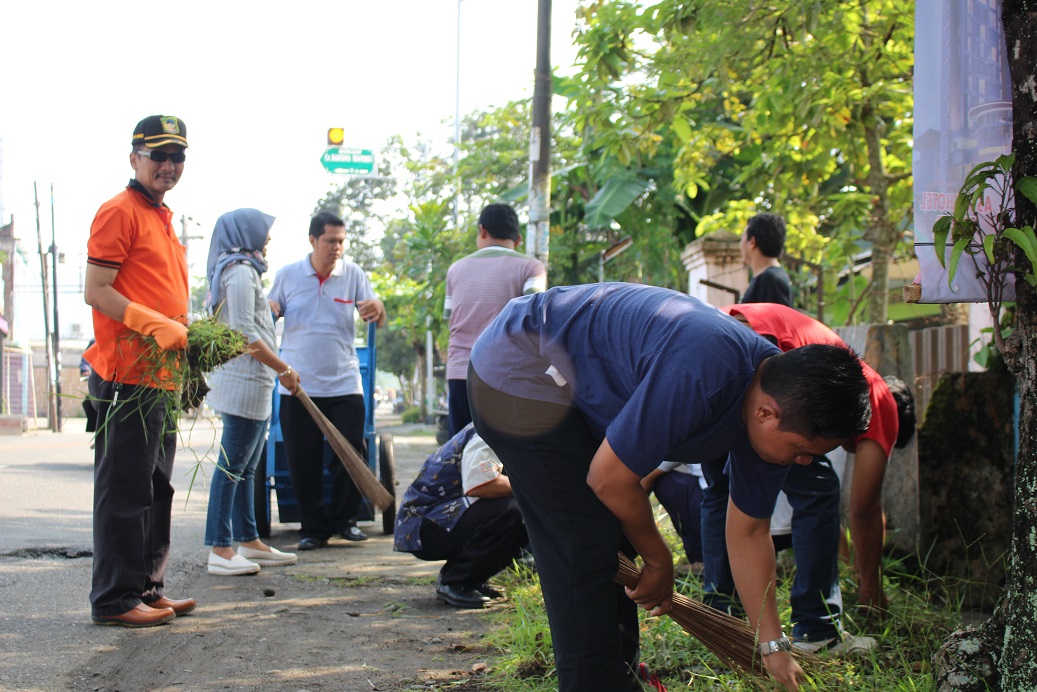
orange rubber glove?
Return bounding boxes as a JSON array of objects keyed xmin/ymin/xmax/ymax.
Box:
[{"xmin": 123, "ymin": 302, "xmax": 188, "ymax": 351}]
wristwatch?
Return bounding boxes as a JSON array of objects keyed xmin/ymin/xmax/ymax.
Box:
[{"xmin": 759, "ymin": 636, "xmax": 792, "ymax": 656}]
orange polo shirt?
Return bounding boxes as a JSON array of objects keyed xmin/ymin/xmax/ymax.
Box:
[{"xmin": 84, "ymin": 182, "xmax": 188, "ymax": 387}]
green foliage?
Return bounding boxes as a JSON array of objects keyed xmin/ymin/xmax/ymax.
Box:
[
  {"xmin": 967, "ymin": 303, "xmax": 1015, "ymax": 372},
  {"xmin": 932, "ymin": 154, "xmax": 1037, "ymax": 317},
  {"xmin": 401, "ymin": 406, "xmax": 423, "ymax": 424},
  {"xmin": 479, "ymin": 501, "xmax": 964, "ymax": 691},
  {"xmin": 138, "ymin": 316, "xmax": 249, "ymax": 414},
  {"xmin": 584, "ymin": 176, "xmax": 652, "ymax": 229},
  {"xmin": 567, "ymin": 0, "xmax": 915, "ymax": 321},
  {"xmin": 310, "ymin": 0, "xmax": 919, "ymax": 377}
]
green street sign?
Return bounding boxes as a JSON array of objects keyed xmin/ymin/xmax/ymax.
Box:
[{"xmin": 321, "ymin": 147, "xmax": 375, "ymax": 174}]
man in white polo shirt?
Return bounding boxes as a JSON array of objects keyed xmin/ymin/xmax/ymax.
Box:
[{"xmin": 269, "ymin": 211, "xmax": 387, "ymax": 551}]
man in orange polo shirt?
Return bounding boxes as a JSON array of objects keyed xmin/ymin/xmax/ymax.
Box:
[{"xmin": 82, "ymin": 115, "xmax": 194, "ymax": 628}]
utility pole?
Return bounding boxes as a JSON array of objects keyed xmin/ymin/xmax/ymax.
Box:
[
  {"xmin": 0, "ymin": 216, "xmax": 11, "ymax": 415},
  {"xmin": 527, "ymin": 0, "xmax": 553, "ymax": 265},
  {"xmin": 50, "ymin": 184, "xmax": 62, "ymax": 430},
  {"xmin": 452, "ymin": 0, "xmax": 463, "ymax": 229},
  {"xmin": 432, "ymin": 0, "xmax": 464, "ymax": 424},
  {"xmin": 33, "ymin": 183, "xmax": 57, "ymax": 430},
  {"xmin": 180, "ymin": 214, "xmax": 202, "ymax": 314}
]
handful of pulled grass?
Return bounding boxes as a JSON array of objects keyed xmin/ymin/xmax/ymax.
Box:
[{"xmin": 138, "ymin": 316, "xmax": 249, "ymax": 414}]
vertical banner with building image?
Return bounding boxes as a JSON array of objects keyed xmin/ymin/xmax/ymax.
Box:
[{"xmin": 913, "ymin": 0, "xmax": 1014, "ymax": 303}]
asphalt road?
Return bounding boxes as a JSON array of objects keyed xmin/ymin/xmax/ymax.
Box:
[{"xmin": 0, "ymin": 409, "xmax": 453, "ymax": 692}]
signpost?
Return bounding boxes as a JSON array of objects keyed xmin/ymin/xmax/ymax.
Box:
[{"xmin": 320, "ymin": 147, "xmax": 375, "ymax": 175}]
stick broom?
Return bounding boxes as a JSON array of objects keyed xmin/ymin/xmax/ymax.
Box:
[
  {"xmin": 293, "ymin": 386, "xmax": 394, "ymax": 511},
  {"xmin": 613, "ymin": 553, "xmax": 819, "ymax": 680}
]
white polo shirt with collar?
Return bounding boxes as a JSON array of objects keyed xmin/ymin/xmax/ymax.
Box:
[{"xmin": 269, "ymin": 254, "xmax": 377, "ymax": 398}]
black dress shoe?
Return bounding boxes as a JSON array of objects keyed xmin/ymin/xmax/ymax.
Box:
[
  {"xmin": 436, "ymin": 582, "xmax": 490, "ymax": 609},
  {"xmin": 339, "ymin": 525, "xmax": 368, "ymax": 541},
  {"xmin": 297, "ymin": 537, "xmax": 327, "ymax": 551},
  {"xmin": 475, "ymin": 582, "xmax": 504, "ymax": 599}
]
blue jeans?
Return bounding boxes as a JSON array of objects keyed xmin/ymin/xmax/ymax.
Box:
[
  {"xmin": 700, "ymin": 454, "xmax": 843, "ymax": 642},
  {"xmin": 204, "ymin": 413, "xmax": 269, "ymax": 547},
  {"xmin": 653, "ymin": 470, "xmax": 704, "ymax": 563}
]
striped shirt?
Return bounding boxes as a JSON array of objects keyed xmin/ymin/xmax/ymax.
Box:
[
  {"xmin": 443, "ymin": 246, "xmax": 546, "ymax": 380},
  {"xmin": 205, "ymin": 263, "xmax": 277, "ymax": 420}
]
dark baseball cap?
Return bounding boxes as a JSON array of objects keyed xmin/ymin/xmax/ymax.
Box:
[{"xmin": 131, "ymin": 115, "xmax": 188, "ymax": 148}]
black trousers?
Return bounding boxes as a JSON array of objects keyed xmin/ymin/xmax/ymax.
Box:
[
  {"xmin": 447, "ymin": 378, "xmax": 472, "ymax": 438},
  {"xmin": 279, "ymin": 394, "xmax": 364, "ymax": 539},
  {"xmin": 411, "ymin": 496, "xmax": 527, "ymax": 585},
  {"xmin": 82, "ymin": 398, "xmax": 98, "ymax": 433},
  {"xmin": 88, "ymin": 372, "xmax": 177, "ymax": 617},
  {"xmin": 468, "ymin": 368, "xmax": 640, "ymax": 692}
]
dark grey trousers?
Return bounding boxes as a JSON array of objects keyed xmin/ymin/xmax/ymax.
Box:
[
  {"xmin": 88, "ymin": 372, "xmax": 177, "ymax": 617},
  {"xmin": 468, "ymin": 367, "xmax": 641, "ymax": 692}
]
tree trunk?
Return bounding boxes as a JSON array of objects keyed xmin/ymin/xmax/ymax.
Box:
[
  {"xmin": 935, "ymin": 5, "xmax": 1037, "ymax": 689},
  {"xmin": 862, "ymin": 106, "xmax": 896, "ymax": 325},
  {"xmin": 999, "ymin": 5, "xmax": 1037, "ymax": 688},
  {"xmin": 936, "ymin": 5, "xmax": 1037, "ymax": 689}
]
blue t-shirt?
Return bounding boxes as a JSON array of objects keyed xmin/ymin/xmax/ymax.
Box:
[{"xmin": 469, "ymin": 283, "xmax": 787, "ymax": 518}]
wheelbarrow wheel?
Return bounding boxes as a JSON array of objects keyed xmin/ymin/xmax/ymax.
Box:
[
  {"xmin": 255, "ymin": 448, "xmax": 271, "ymax": 538},
  {"xmin": 379, "ymin": 433, "xmax": 397, "ymax": 535}
]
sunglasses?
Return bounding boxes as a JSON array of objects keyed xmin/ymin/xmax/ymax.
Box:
[{"xmin": 137, "ymin": 149, "xmax": 186, "ymax": 164}]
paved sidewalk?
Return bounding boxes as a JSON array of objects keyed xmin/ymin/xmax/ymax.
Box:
[{"xmin": 0, "ymin": 410, "xmax": 448, "ymax": 692}]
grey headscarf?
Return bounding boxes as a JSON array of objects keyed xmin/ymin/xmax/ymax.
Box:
[{"xmin": 204, "ymin": 208, "xmax": 275, "ymax": 312}]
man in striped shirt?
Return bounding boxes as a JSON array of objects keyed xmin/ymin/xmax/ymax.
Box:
[{"xmin": 443, "ymin": 204, "xmax": 546, "ymax": 436}]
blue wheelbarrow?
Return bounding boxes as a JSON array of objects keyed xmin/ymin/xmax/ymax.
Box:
[{"xmin": 254, "ymin": 322, "xmax": 397, "ymax": 537}]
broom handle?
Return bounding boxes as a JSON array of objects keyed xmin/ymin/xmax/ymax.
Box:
[{"xmin": 293, "ymin": 385, "xmax": 394, "ymax": 511}]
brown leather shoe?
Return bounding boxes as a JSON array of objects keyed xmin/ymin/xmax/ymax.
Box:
[
  {"xmin": 92, "ymin": 603, "xmax": 175, "ymax": 628},
  {"xmin": 149, "ymin": 596, "xmax": 197, "ymax": 616}
]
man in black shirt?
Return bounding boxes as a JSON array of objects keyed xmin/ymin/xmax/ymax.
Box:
[{"xmin": 740, "ymin": 213, "xmax": 792, "ymax": 306}]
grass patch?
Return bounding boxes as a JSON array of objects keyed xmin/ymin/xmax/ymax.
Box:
[{"xmin": 476, "ymin": 504, "xmax": 970, "ymax": 690}]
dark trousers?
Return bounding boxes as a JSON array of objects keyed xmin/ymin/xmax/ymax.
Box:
[
  {"xmin": 82, "ymin": 398, "xmax": 99, "ymax": 433},
  {"xmin": 701, "ymin": 454, "xmax": 843, "ymax": 641},
  {"xmin": 447, "ymin": 378, "xmax": 471, "ymax": 438},
  {"xmin": 88, "ymin": 372, "xmax": 177, "ymax": 617},
  {"xmin": 412, "ymin": 496, "xmax": 527, "ymax": 585},
  {"xmin": 469, "ymin": 368, "xmax": 640, "ymax": 692},
  {"xmin": 279, "ymin": 394, "xmax": 364, "ymax": 539}
]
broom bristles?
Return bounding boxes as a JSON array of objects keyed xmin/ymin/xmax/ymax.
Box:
[{"xmin": 614, "ymin": 552, "xmax": 819, "ymax": 680}]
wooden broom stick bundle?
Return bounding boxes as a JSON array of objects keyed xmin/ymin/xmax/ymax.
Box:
[
  {"xmin": 614, "ymin": 553, "xmax": 820, "ymax": 681},
  {"xmin": 293, "ymin": 385, "xmax": 394, "ymax": 511}
]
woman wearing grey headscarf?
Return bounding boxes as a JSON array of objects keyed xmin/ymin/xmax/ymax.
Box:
[{"xmin": 202, "ymin": 208, "xmax": 301, "ymax": 576}]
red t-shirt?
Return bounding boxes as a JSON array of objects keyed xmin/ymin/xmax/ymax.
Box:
[
  {"xmin": 722, "ymin": 304, "xmax": 898, "ymax": 456},
  {"xmin": 84, "ymin": 185, "xmax": 188, "ymax": 387}
]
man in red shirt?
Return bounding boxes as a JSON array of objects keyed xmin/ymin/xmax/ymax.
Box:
[
  {"xmin": 83, "ymin": 115, "xmax": 195, "ymax": 627},
  {"xmin": 697, "ymin": 304, "xmax": 914, "ymax": 652}
]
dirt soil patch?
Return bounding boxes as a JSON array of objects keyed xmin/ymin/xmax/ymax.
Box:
[
  {"xmin": 4, "ymin": 422, "xmax": 508, "ymax": 692},
  {"xmin": 65, "ymin": 530, "xmax": 503, "ymax": 691}
]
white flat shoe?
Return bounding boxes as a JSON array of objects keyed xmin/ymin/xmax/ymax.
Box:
[
  {"xmin": 208, "ymin": 552, "xmax": 261, "ymax": 576},
  {"xmin": 237, "ymin": 545, "xmax": 298, "ymax": 566}
]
